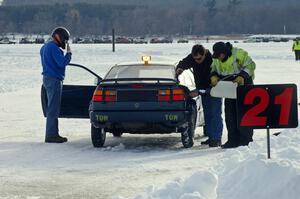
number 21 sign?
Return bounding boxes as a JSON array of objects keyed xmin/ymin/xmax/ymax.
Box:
[{"xmin": 237, "ymin": 84, "xmax": 298, "ymax": 129}]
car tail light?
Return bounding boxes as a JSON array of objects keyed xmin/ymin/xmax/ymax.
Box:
[
  {"xmin": 158, "ymin": 88, "xmax": 185, "ymax": 101},
  {"xmin": 104, "ymin": 90, "xmax": 117, "ymax": 102},
  {"xmin": 92, "ymin": 89, "xmax": 117, "ymax": 102},
  {"xmin": 158, "ymin": 89, "xmax": 171, "ymax": 101},
  {"xmin": 92, "ymin": 90, "xmax": 103, "ymax": 102},
  {"xmin": 172, "ymin": 88, "xmax": 185, "ymax": 101}
]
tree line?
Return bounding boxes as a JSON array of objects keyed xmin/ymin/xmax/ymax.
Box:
[{"xmin": 0, "ymin": 1, "xmax": 300, "ymax": 36}]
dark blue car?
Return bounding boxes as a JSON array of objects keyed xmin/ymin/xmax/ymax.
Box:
[{"xmin": 41, "ymin": 58, "xmax": 204, "ymax": 148}]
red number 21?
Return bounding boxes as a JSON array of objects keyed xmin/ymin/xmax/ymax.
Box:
[
  {"xmin": 241, "ymin": 88, "xmax": 269, "ymax": 126},
  {"xmin": 274, "ymin": 88, "xmax": 293, "ymax": 125},
  {"xmin": 241, "ymin": 87, "xmax": 293, "ymax": 126}
]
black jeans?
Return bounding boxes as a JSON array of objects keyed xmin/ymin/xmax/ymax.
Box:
[
  {"xmin": 219, "ymin": 75, "xmax": 254, "ymax": 146},
  {"xmin": 295, "ymin": 50, "xmax": 300, "ymax": 61},
  {"xmin": 224, "ymin": 98, "xmax": 253, "ymax": 146}
]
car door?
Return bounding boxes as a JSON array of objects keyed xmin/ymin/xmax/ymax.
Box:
[
  {"xmin": 59, "ymin": 85, "xmax": 96, "ymax": 118},
  {"xmin": 41, "ymin": 63, "xmax": 102, "ymax": 119},
  {"xmin": 177, "ymin": 69, "xmax": 205, "ymax": 127}
]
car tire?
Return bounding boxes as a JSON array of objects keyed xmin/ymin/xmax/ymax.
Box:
[
  {"xmin": 91, "ymin": 125, "xmax": 106, "ymax": 147},
  {"xmin": 181, "ymin": 105, "xmax": 196, "ymax": 148},
  {"xmin": 112, "ymin": 131, "xmax": 123, "ymax": 137}
]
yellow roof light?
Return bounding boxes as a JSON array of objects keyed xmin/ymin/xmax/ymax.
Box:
[{"xmin": 141, "ymin": 55, "xmax": 151, "ymax": 65}]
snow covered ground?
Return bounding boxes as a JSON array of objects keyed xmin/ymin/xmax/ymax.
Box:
[{"xmin": 0, "ymin": 41, "xmax": 299, "ymax": 199}]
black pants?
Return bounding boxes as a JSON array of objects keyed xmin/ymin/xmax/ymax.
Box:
[
  {"xmin": 295, "ymin": 50, "xmax": 300, "ymax": 61},
  {"xmin": 224, "ymin": 98, "xmax": 253, "ymax": 146}
]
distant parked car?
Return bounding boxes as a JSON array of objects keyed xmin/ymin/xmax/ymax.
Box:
[
  {"xmin": 93, "ymin": 37, "xmax": 112, "ymax": 44},
  {"xmin": 35, "ymin": 37, "xmax": 45, "ymax": 44},
  {"xmin": 177, "ymin": 39, "xmax": 189, "ymax": 43},
  {"xmin": 72, "ymin": 37, "xmax": 94, "ymax": 44},
  {"xmin": 150, "ymin": 37, "xmax": 173, "ymax": 43},
  {"xmin": 116, "ymin": 36, "xmax": 132, "ymax": 44},
  {"xmin": 280, "ymin": 38, "xmax": 289, "ymax": 42},
  {"xmin": 78, "ymin": 38, "xmax": 94, "ymax": 44},
  {"xmin": 262, "ymin": 38, "xmax": 270, "ymax": 42},
  {"xmin": 19, "ymin": 37, "xmax": 34, "ymax": 44},
  {"xmin": 0, "ymin": 37, "xmax": 16, "ymax": 44},
  {"xmin": 243, "ymin": 37, "xmax": 263, "ymax": 43},
  {"xmin": 132, "ymin": 37, "xmax": 148, "ymax": 44}
]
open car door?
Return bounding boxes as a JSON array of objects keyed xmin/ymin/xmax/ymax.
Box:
[
  {"xmin": 41, "ymin": 63, "xmax": 102, "ymax": 119},
  {"xmin": 177, "ymin": 68, "xmax": 205, "ymax": 127}
]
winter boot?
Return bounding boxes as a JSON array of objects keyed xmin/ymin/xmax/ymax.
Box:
[
  {"xmin": 201, "ymin": 138, "xmax": 210, "ymax": 145},
  {"xmin": 45, "ymin": 135, "xmax": 68, "ymax": 143},
  {"xmin": 209, "ymin": 140, "xmax": 221, "ymax": 147},
  {"xmin": 221, "ymin": 141, "xmax": 238, "ymax": 149}
]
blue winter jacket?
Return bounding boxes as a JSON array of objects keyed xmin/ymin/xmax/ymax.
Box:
[{"xmin": 40, "ymin": 41, "xmax": 72, "ymax": 80}]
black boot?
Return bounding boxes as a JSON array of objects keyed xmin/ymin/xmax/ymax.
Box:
[
  {"xmin": 221, "ymin": 141, "xmax": 238, "ymax": 149},
  {"xmin": 201, "ymin": 138, "xmax": 210, "ymax": 145},
  {"xmin": 45, "ymin": 135, "xmax": 68, "ymax": 143},
  {"xmin": 209, "ymin": 139, "xmax": 221, "ymax": 147},
  {"xmin": 203, "ymin": 125, "xmax": 208, "ymax": 137}
]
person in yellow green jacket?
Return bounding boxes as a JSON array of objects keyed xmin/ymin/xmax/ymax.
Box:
[
  {"xmin": 210, "ymin": 42, "xmax": 256, "ymax": 148},
  {"xmin": 292, "ymin": 38, "xmax": 300, "ymax": 61}
]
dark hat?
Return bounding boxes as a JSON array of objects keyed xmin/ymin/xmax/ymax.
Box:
[{"xmin": 212, "ymin": 42, "xmax": 227, "ymax": 58}]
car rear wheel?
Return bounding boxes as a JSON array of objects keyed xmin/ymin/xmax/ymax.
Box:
[
  {"xmin": 181, "ymin": 106, "xmax": 196, "ymax": 148},
  {"xmin": 91, "ymin": 125, "xmax": 106, "ymax": 147},
  {"xmin": 181, "ymin": 122, "xmax": 195, "ymax": 148}
]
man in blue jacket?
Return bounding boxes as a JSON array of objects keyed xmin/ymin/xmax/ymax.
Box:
[{"xmin": 40, "ymin": 27, "xmax": 72, "ymax": 143}]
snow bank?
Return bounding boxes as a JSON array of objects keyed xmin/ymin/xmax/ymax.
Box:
[
  {"xmin": 121, "ymin": 127, "xmax": 300, "ymax": 199},
  {"xmin": 218, "ymin": 129, "xmax": 300, "ymax": 199}
]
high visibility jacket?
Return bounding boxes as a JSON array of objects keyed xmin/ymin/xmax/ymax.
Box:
[
  {"xmin": 293, "ymin": 41, "xmax": 300, "ymax": 51},
  {"xmin": 211, "ymin": 47, "xmax": 255, "ymax": 79}
]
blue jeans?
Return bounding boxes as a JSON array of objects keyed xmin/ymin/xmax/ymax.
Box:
[
  {"xmin": 43, "ymin": 76, "xmax": 63, "ymax": 138},
  {"xmin": 201, "ymin": 95, "xmax": 223, "ymax": 140}
]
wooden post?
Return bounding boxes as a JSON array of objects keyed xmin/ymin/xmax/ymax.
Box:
[{"xmin": 112, "ymin": 28, "xmax": 115, "ymax": 52}]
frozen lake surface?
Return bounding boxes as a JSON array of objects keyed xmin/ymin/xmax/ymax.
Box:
[{"xmin": 0, "ymin": 42, "xmax": 300, "ymax": 199}]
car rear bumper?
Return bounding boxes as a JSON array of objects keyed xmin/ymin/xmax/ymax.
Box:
[{"xmin": 90, "ymin": 110, "xmax": 190, "ymax": 129}]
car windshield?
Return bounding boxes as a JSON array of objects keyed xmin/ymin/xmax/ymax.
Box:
[{"xmin": 105, "ymin": 64, "xmax": 175, "ymax": 80}]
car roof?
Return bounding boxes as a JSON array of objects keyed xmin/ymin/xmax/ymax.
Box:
[{"xmin": 113, "ymin": 62, "xmax": 176, "ymax": 67}]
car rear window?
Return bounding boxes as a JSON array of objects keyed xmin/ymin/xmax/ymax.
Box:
[{"xmin": 105, "ymin": 64, "xmax": 175, "ymax": 80}]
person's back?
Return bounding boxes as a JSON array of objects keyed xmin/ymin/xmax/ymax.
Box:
[
  {"xmin": 292, "ymin": 39, "xmax": 300, "ymax": 61},
  {"xmin": 211, "ymin": 44, "xmax": 255, "ymax": 82},
  {"xmin": 210, "ymin": 42, "xmax": 255, "ymax": 148},
  {"xmin": 40, "ymin": 27, "xmax": 72, "ymax": 143},
  {"xmin": 41, "ymin": 41, "xmax": 71, "ymax": 80}
]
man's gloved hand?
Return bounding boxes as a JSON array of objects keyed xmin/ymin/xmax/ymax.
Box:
[
  {"xmin": 189, "ymin": 90, "xmax": 199, "ymax": 98},
  {"xmin": 66, "ymin": 42, "xmax": 72, "ymax": 53},
  {"xmin": 210, "ymin": 75, "xmax": 220, "ymax": 87},
  {"xmin": 233, "ymin": 76, "xmax": 244, "ymax": 86},
  {"xmin": 176, "ymin": 68, "xmax": 184, "ymax": 76}
]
